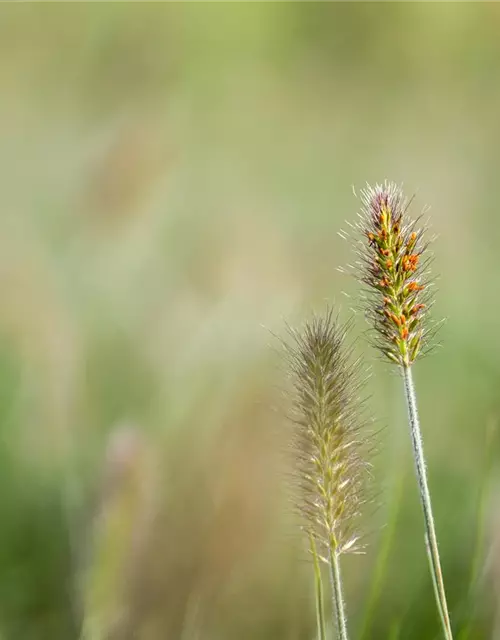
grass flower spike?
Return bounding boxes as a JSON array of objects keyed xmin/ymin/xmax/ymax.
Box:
[
  {"xmin": 353, "ymin": 182, "xmax": 434, "ymax": 366},
  {"xmin": 347, "ymin": 182, "xmax": 453, "ymax": 640},
  {"xmin": 284, "ymin": 310, "xmax": 371, "ymax": 640}
]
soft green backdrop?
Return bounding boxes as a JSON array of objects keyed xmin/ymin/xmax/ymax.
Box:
[{"xmin": 0, "ymin": 4, "xmax": 499, "ymax": 639}]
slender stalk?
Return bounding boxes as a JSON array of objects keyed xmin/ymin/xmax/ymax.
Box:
[
  {"xmin": 310, "ymin": 535, "xmax": 326, "ymax": 640},
  {"xmin": 328, "ymin": 547, "xmax": 349, "ymax": 640},
  {"xmin": 402, "ymin": 365, "xmax": 453, "ymax": 640},
  {"xmin": 426, "ymin": 535, "xmax": 447, "ymax": 633}
]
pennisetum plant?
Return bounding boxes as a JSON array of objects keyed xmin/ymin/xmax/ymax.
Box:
[
  {"xmin": 343, "ymin": 181, "xmax": 453, "ymax": 639},
  {"xmin": 283, "ymin": 310, "xmax": 373, "ymax": 640}
]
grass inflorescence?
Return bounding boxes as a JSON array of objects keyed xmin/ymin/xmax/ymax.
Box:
[
  {"xmin": 283, "ymin": 309, "xmax": 374, "ymax": 639},
  {"xmin": 345, "ymin": 181, "xmax": 437, "ymax": 366}
]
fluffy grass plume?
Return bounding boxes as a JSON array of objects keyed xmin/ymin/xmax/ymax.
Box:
[
  {"xmin": 284, "ymin": 309, "xmax": 372, "ymax": 640},
  {"xmin": 344, "ymin": 181, "xmax": 436, "ymax": 366}
]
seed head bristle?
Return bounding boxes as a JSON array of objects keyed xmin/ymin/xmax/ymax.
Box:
[
  {"xmin": 284, "ymin": 309, "xmax": 371, "ymax": 558},
  {"xmin": 348, "ymin": 181, "xmax": 436, "ymax": 366}
]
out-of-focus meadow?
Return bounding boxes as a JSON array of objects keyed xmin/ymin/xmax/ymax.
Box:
[{"xmin": 1, "ymin": 4, "xmax": 500, "ymax": 639}]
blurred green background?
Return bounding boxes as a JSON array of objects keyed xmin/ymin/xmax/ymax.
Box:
[{"xmin": 0, "ymin": 3, "xmax": 499, "ymax": 639}]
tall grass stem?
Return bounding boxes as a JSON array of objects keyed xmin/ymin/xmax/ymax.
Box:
[
  {"xmin": 402, "ymin": 365, "xmax": 453, "ymax": 640},
  {"xmin": 329, "ymin": 548, "xmax": 349, "ymax": 640}
]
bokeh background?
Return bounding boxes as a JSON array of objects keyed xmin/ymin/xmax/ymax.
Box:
[{"xmin": 0, "ymin": 3, "xmax": 500, "ymax": 639}]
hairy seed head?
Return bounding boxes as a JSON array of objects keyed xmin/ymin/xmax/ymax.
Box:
[
  {"xmin": 347, "ymin": 182, "xmax": 436, "ymax": 366},
  {"xmin": 284, "ymin": 310, "xmax": 371, "ymax": 557}
]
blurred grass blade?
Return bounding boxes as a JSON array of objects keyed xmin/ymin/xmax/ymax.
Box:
[
  {"xmin": 310, "ymin": 534, "xmax": 326, "ymax": 640},
  {"xmin": 359, "ymin": 472, "xmax": 406, "ymax": 640},
  {"xmin": 456, "ymin": 418, "xmax": 497, "ymax": 640}
]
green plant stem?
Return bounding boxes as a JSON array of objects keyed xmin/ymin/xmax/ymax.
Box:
[
  {"xmin": 310, "ymin": 535, "xmax": 326, "ymax": 640},
  {"xmin": 329, "ymin": 547, "xmax": 349, "ymax": 640},
  {"xmin": 402, "ymin": 365, "xmax": 453, "ymax": 640}
]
